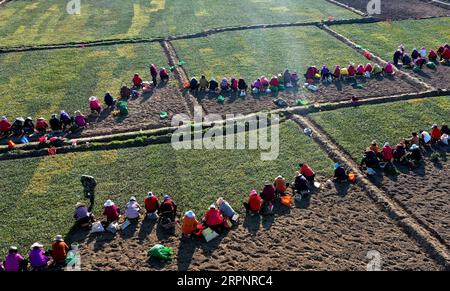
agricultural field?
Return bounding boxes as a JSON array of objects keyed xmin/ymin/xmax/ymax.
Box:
[
  {"xmin": 173, "ymin": 26, "xmax": 422, "ymax": 114},
  {"xmin": 0, "ymin": 0, "xmax": 359, "ymax": 47},
  {"xmin": 0, "ymin": 120, "xmax": 334, "ymax": 258},
  {"xmin": 0, "ymin": 42, "xmax": 174, "ymax": 120},
  {"xmin": 333, "ymin": 17, "xmax": 450, "ymax": 61},
  {"xmin": 310, "ymin": 96, "xmax": 450, "ymax": 160},
  {"xmin": 332, "ymin": 17, "xmax": 450, "ymax": 89},
  {"xmin": 310, "ymin": 96, "xmax": 450, "ymax": 248}
]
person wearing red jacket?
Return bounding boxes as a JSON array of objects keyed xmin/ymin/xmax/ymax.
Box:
[
  {"xmin": 305, "ymin": 66, "xmax": 319, "ymax": 79},
  {"xmin": 203, "ymin": 204, "xmax": 224, "ymax": 231},
  {"xmin": 441, "ymin": 47, "xmax": 450, "ymax": 64},
  {"xmin": 430, "ymin": 124, "xmax": 442, "ymax": 142},
  {"xmin": 364, "ymin": 63, "xmax": 373, "ymax": 73},
  {"xmin": 0, "ymin": 116, "xmax": 12, "ymax": 137},
  {"xmin": 347, "ymin": 63, "xmax": 356, "ymax": 77},
  {"xmin": 244, "ymin": 190, "xmax": 262, "ymax": 214},
  {"xmin": 103, "ymin": 199, "xmax": 120, "ymax": 223},
  {"xmin": 299, "ymin": 163, "xmax": 315, "ymax": 183},
  {"xmin": 144, "ymin": 192, "xmax": 160, "ymax": 220},
  {"xmin": 35, "ymin": 117, "xmax": 49, "ymax": 135},
  {"xmin": 428, "ymin": 50, "xmax": 438, "ymax": 62},
  {"xmin": 132, "ymin": 73, "xmax": 143, "ymax": 87},
  {"xmin": 269, "ymin": 75, "xmax": 279, "ymax": 87},
  {"xmin": 381, "ymin": 142, "xmax": 393, "ymax": 162}
]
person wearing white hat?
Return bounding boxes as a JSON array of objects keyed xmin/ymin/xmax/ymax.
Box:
[
  {"xmin": 3, "ymin": 246, "xmax": 25, "ymax": 272},
  {"xmin": 103, "ymin": 199, "xmax": 120, "ymax": 223},
  {"xmin": 381, "ymin": 142, "xmax": 393, "ymax": 162},
  {"xmin": 203, "ymin": 204, "xmax": 224, "ymax": 231},
  {"xmin": 181, "ymin": 210, "xmax": 199, "ymax": 236},
  {"xmin": 144, "ymin": 192, "xmax": 160, "ymax": 220},
  {"xmin": 51, "ymin": 235, "xmax": 69, "ymax": 265},
  {"xmin": 10, "ymin": 117, "xmax": 25, "ymax": 136},
  {"xmin": 407, "ymin": 143, "xmax": 422, "ymax": 167},
  {"xmin": 28, "ymin": 243, "xmax": 49, "ymax": 270},
  {"xmin": 89, "ymin": 96, "xmax": 101, "ymax": 115},
  {"xmin": 125, "ymin": 196, "xmax": 141, "ymax": 222}
]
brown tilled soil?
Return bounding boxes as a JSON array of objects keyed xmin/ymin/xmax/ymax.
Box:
[
  {"xmin": 69, "ymin": 184, "xmax": 441, "ymax": 271},
  {"xmin": 369, "ymin": 146, "xmax": 450, "ymax": 249},
  {"xmin": 334, "ymin": 0, "xmax": 450, "ymax": 20},
  {"xmin": 401, "ymin": 63, "xmax": 450, "ymax": 90},
  {"xmin": 194, "ymin": 75, "xmax": 424, "ymax": 116},
  {"xmin": 80, "ymin": 84, "xmax": 190, "ymax": 137}
]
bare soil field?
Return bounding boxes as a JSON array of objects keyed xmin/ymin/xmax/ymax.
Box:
[{"xmin": 69, "ymin": 184, "xmax": 441, "ymax": 271}]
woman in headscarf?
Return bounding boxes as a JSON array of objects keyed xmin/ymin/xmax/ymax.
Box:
[
  {"xmin": 216, "ymin": 197, "xmax": 237, "ymax": 221},
  {"xmin": 238, "ymin": 78, "xmax": 248, "ymax": 95},
  {"xmin": 203, "ymin": 204, "xmax": 224, "ymax": 231},
  {"xmin": 181, "ymin": 210, "xmax": 198, "ymax": 236},
  {"xmin": 220, "ymin": 77, "xmax": 230, "ymax": 91},
  {"xmin": 321, "ymin": 65, "xmax": 331, "ymax": 80},
  {"xmin": 333, "ymin": 65, "xmax": 341, "ymax": 81},
  {"xmin": 103, "ymin": 199, "xmax": 120, "ymax": 223},
  {"xmin": 411, "ymin": 48, "xmax": 420, "ymax": 60},
  {"xmin": 283, "ymin": 69, "xmax": 291, "ymax": 85}
]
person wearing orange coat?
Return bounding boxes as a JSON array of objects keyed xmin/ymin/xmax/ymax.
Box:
[
  {"xmin": 181, "ymin": 210, "xmax": 198, "ymax": 236},
  {"xmin": 51, "ymin": 235, "xmax": 69, "ymax": 265},
  {"xmin": 430, "ymin": 124, "xmax": 442, "ymax": 142},
  {"xmin": 273, "ymin": 175, "xmax": 287, "ymax": 194}
]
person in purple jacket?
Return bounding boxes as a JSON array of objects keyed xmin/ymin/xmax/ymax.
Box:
[
  {"xmin": 28, "ymin": 243, "xmax": 49, "ymax": 270},
  {"xmin": 4, "ymin": 246, "xmax": 25, "ymax": 272}
]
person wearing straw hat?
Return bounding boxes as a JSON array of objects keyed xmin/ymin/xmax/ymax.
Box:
[
  {"xmin": 3, "ymin": 246, "xmax": 25, "ymax": 272},
  {"xmin": 74, "ymin": 202, "xmax": 95, "ymax": 228},
  {"xmin": 89, "ymin": 96, "xmax": 101, "ymax": 115},
  {"xmin": 181, "ymin": 210, "xmax": 199, "ymax": 236},
  {"xmin": 144, "ymin": 192, "xmax": 160, "ymax": 220},
  {"xmin": 158, "ymin": 195, "xmax": 177, "ymax": 222},
  {"xmin": 125, "ymin": 196, "xmax": 142, "ymax": 223},
  {"xmin": 51, "ymin": 235, "xmax": 69, "ymax": 265},
  {"xmin": 0, "ymin": 116, "xmax": 11, "ymax": 137},
  {"xmin": 103, "ymin": 199, "xmax": 120, "ymax": 223},
  {"xmin": 28, "ymin": 243, "xmax": 49, "ymax": 270},
  {"xmin": 203, "ymin": 204, "xmax": 224, "ymax": 232}
]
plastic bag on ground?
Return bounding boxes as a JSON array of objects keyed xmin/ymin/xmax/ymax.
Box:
[
  {"xmin": 148, "ymin": 244, "xmax": 173, "ymax": 261},
  {"xmin": 90, "ymin": 222, "xmax": 104, "ymax": 234}
]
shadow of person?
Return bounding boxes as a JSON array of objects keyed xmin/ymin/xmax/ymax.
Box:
[
  {"xmin": 261, "ymin": 215, "xmax": 274, "ymax": 230},
  {"xmin": 294, "ymin": 193, "xmax": 311, "ymax": 209},
  {"xmin": 156, "ymin": 222, "xmax": 177, "ymax": 241},
  {"xmin": 242, "ymin": 212, "xmax": 261, "ymax": 235},
  {"xmin": 334, "ymin": 182, "xmax": 350, "ymax": 197},
  {"xmin": 118, "ymin": 222, "xmax": 138, "ymax": 240},
  {"xmin": 137, "ymin": 218, "xmax": 157, "ymax": 242},
  {"xmin": 176, "ymin": 236, "xmax": 198, "ymax": 271}
]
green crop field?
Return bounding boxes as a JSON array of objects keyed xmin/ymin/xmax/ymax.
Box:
[
  {"xmin": 310, "ymin": 96, "xmax": 450, "ymax": 161},
  {"xmin": 0, "ymin": 42, "xmax": 169, "ymax": 119},
  {"xmin": 332, "ymin": 17, "xmax": 450, "ymax": 61},
  {"xmin": 0, "ymin": 0, "xmax": 359, "ymax": 47},
  {"xmin": 172, "ymin": 26, "xmax": 368, "ymax": 81},
  {"xmin": 0, "ymin": 120, "xmax": 334, "ymax": 257}
]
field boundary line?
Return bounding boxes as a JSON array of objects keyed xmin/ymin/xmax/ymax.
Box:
[
  {"xmin": 422, "ymin": 0, "xmax": 450, "ymax": 9},
  {"xmin": 0, "ymin": 18, "xmax": 381, "ymax": 54},
  {"xmin": 318, "ymin": 24, "xmax": 437, "ymax": 91},
  {"xmin": 325, "ymin": 0, "xmax": 368, "ymax": 16},
  {"xmin": 291, "ymin": 114, "xmax": 450, "ymax": 270},
  {"xmin": 161, "ymin": 40, "xmax": 206, "ymax": 116},
  {"xmin": 1, "ymin": 89, "xmax": 448, "ymax": 154}
]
